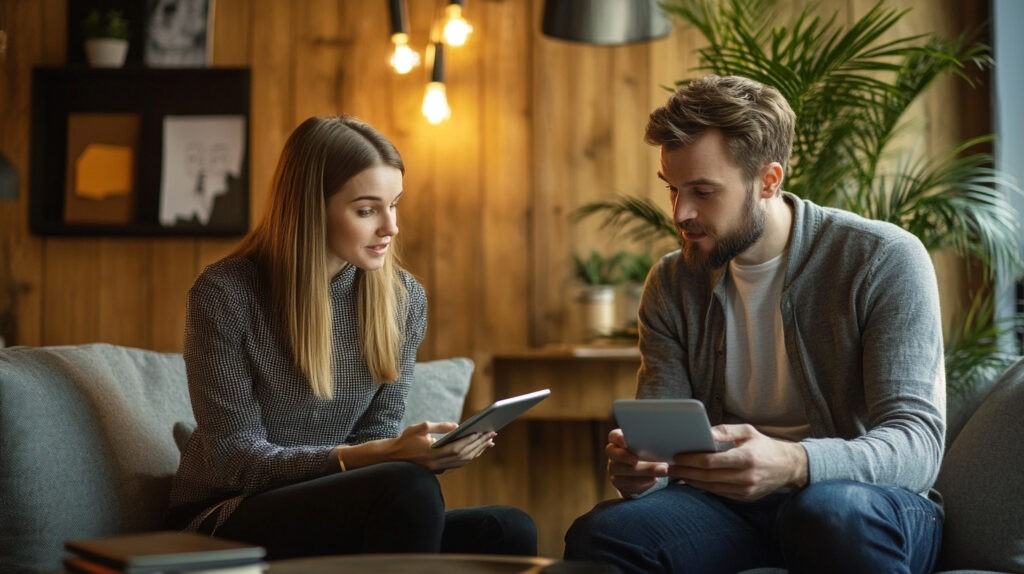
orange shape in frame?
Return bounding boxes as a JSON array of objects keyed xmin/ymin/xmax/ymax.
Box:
[{"xmin": 75, "ymin": 144, "xmax": 134, "ymax": 199}]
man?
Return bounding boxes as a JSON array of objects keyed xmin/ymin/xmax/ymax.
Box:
[{"xmin": 564, "ymin": 75, "xmax": 945, "ymax": 573}]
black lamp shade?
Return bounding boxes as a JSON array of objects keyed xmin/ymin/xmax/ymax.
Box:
[{"xmin": 542, "ymin": 0, "xmax": 672, "ymax": 46}]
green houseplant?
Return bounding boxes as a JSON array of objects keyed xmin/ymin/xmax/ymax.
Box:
[
  {"xmin": 82, "ymin": 9, "xmax": 131, "ymax": 68},
  {"xmin": 571, "ymin": 251, "xmax": 625, "ymax": 339},
  {"xmin": 577, "ymin": 0, "xmax": 1022, "ymax": 395}
]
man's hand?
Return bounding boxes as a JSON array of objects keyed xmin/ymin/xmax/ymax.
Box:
[
  {"xmin": 668, "ymin": 423, "xmax": 808, "ymax": 500},
  {"xmin": 606, "ymin": 428, "xmax": 669, "ymax": 497}
]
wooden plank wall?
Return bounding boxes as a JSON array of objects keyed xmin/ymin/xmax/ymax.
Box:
[{"xmin": 0, "ymin": 0, "xmax": 982, "ymax": 559}]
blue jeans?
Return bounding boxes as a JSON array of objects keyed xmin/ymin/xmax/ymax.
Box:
[{"xmin": 564, "ymin": 480, "xmax": 942, "ymax": 574}]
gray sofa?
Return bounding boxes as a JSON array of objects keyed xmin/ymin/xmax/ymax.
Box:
[
  {"xmin": 0, "ymin": 343, "xmax": 472, "ymax": 574},
  {"xmin": 2, "ymin": 344, "xmax": 1023, "ymax": 573}
]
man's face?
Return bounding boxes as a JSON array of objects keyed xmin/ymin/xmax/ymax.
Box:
[{"xmin": 659, "ymin": 130, "xmax": 766, "ymax": 270}]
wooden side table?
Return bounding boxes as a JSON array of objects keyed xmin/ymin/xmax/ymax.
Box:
[
  {"xmin": 490, "ymin": 345, "xmax": 641, "ymax": 420},
  {"xmin": 480, "ymin": 346, "xmax": 640, "ymax": 558}
]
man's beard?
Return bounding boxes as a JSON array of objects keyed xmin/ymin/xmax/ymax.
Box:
[{"xmin": 679, "ymin": 184, "xmax": 766, "ymax": 271}]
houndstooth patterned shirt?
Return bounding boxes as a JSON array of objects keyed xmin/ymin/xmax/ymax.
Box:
[{"xmin": 168, "ymin": 256, "xmax": 427, "ymax": 527}]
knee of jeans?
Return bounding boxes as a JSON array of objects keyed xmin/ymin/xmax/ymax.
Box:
[
  {"xmin": 564, "ymin": 503, "xmax": 626, "ymax": 557},
  {"xmin": 780, "ymin": 480, "xmax": 878, "ymax": 536}
]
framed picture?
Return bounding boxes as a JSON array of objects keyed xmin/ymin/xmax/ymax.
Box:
[
  {"xmin": 144, "ymin": 0, "xmax": 213, "ymax": 67},
  {"xmin": 158, "ymin": 115, "xmax": 246, "ymax": 231},
  {"xmin": 64, "ymin": 113, "xmax": 140, "ymax": 225},
  {"xmin": 30, "ymin": 66, "xmax": 250, "ymax": 237}
]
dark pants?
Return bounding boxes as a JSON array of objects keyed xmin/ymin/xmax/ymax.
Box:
[
  {"xmin": 564, "ymin": 480, "xmax": 942, "ymax": 574},
  {"xmin": 171, "ymin": 462, "xmax": 537, "ymax": 560}
]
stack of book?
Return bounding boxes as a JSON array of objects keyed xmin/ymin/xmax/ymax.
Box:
[{"xmin": 63, "ymin": 531, "xmax": 266, "ymax": 574}]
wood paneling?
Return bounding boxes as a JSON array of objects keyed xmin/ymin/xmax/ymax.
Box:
[{"xmin": 0, "ymin": 0, "xmax": 984, "ymax": 560}]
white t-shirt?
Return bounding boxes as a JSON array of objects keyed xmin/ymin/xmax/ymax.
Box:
[{"xmin": 723, "ymin": 252, "xmax": 810, "ymax": 441}]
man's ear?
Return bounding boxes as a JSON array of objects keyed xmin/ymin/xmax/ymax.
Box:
[{"xmin": 760, "ymin": 162, "xmax": 785, "ymax": 198}]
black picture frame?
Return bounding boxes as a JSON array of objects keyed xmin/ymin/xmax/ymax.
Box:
[{"xmin": 30, "ymin": 66, "xmax": 250, "ymax": 237}]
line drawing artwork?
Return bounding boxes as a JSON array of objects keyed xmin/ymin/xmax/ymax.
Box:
[{"xmin": 159, "ymin": 115, "xmax": 245, "ymax": 227}]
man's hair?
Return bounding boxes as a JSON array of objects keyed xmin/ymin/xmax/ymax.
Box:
[{"xmin": 645, "ymin": 75, "xmax": 796, "ymax": 182}]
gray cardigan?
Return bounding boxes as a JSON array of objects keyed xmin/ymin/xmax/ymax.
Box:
[{"xmin": 637, "ymin": 193, "xmax": 946, "ymax": 494}]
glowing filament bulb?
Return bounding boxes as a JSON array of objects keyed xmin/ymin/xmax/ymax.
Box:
[
  {"xmin": 422, "ymin": 82, "xmax": 451, "ymax": 124},
  {"xmin": 442, "ymin": 4, "xmax": 473, "ymax": 47},
  {"xmin": 389, "ymin": 32, "xmax": 420, "ymax": 74}
]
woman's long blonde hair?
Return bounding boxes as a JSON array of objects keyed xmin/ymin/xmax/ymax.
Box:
[{"xmin": 233, "ymin": 116, "xmax": 408, "ymax": 399}]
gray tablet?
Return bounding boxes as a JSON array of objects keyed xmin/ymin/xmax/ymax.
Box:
[
  {"xmin": 430, "ymin": 389, "xmax": 551, "ymax": 448},
  {"xmin": 613, "ymin": 399, "xmax": 733, "ymax": 461}
]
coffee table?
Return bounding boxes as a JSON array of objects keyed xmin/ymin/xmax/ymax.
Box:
[{"xmin": 268, "ymin": 553, "xmax": 618, "ymax": 573}]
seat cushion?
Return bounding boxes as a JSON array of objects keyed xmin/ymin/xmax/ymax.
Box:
[
  {"xmin": 402, "ymin": 357, "xmax": 473, "ymax": 428},
  {"xmin": 935, "ymin": 358, "xmax": 1024, "ymax": 572},
  {"xmin": 0, "ymin": 343, "xmax": 194, "ymax": 574}
]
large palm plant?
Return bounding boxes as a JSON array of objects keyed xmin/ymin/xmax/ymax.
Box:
[{"xmin": 579, "ymin": 0, "xmax": 1022, "ymax": 395}]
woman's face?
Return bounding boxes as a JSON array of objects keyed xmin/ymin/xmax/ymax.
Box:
[{"xmin": 325, "ymin": 165, "xmax": 403, "ymax": 274}]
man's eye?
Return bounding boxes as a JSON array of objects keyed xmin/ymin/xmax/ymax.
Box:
[{"xmin": 694, "ymin": 189, "xmax": 713, "ymax": 198}]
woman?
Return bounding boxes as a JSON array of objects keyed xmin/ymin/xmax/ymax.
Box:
[{"xmin": 166, "ymin": 116, "xmax": 537, "ymax": 559}]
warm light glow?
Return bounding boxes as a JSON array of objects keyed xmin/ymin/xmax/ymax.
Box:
[
  {"xmin": 422, "ymin": 82, "xmax": 451, "ymax": 124},
  {"xmin": 389, "ymin": 32, "xmax": 420, "ymax": 74},
  {"xmin": 442, "ymin": 4, "xmax": 473, "ymax": 47}
]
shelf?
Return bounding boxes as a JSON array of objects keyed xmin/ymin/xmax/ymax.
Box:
[{"xmin": 30, "ymin": 66, "xmax": 251, "ymax": 237}]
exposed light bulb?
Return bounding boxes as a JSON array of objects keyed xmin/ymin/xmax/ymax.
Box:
[
  {"xmin": 442, "ymin": 4, "xmax": 473, "ymax": 47},
  {"xmin": 422, "ymin": 81, "xmax": 451, "ymax": 124},
  {"xmin": 389, "ymin": 32, "xmax": 420, "ymax": 74}
]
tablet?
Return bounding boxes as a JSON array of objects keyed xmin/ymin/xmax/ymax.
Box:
[
  {"xmin": 430, "ymin": 389, "xmax": 551, "ymax": 448},
  {"xmin": 613, "ymin": 399, "xmax": 733, "ymax": 461}
]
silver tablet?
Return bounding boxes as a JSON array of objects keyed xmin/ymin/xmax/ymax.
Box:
[
  {"xmin": 613, "ymin": 399, "xmax": 733, "ymax": 461},
  {"xmin": 430, "ymin": 389, "xmax": 551, "ymax": 448}
]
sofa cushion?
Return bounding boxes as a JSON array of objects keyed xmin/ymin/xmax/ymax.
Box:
[
  {"xmin": 402, "ymin": 357, "xmax": 473, "ymax": 428},
  {"xmin": 935, "ymin": 357, "xmax": 1024, "ymax": 572},
  {"xmin": 0, "ymin": 343, "xmax": 194, "ymax": 574}
]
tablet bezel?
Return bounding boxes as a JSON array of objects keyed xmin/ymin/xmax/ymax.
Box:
[
  {"xmin": 430, "ymin": 388, "xmax": 551, "ymax": 448},
  {"xmin": 613, "ymin": 398, "xmax": 730, "ymax": 461}
]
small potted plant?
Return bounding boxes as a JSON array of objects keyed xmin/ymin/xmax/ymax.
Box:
[
  {"xmin": 571, "ymin": 250, "xmax": 624, "ymax": 340},
  {"xmin": 82, "ymin": 9, "xmax": 131, "ymax": 68}
]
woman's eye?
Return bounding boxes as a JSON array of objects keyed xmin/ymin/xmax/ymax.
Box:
[{"xmin": 357, "ymin": 208, "xmax": 374, "ymax": 217}]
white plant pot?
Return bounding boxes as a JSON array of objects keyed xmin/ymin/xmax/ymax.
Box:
[
  {"xmin": 85, "ymin": 38, "xmax": 129, "ymax": 68},
  {"xmin": 578, "ymin": 285, "xmax": 617, "ymax": 340}
]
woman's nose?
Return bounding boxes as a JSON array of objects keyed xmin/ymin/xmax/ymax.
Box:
[{"xmin": 379, "ymin": 212, "xmax": 399, "ymax": 237}]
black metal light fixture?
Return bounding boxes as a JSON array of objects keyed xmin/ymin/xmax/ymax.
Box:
[
  {"xmin": 422, "ymin": 43, "xmax": 451, "ymax": 124},
  {"xmin": 388, "ymin": 0, "xmax": 420, "ymax": 74},
  {"xmin": 542, "ymin": 0, "xmax": 672, "ymax": 46},
  {"xmin": 0, "ymin": 154, "xmax": 18, "ymax": 200}
]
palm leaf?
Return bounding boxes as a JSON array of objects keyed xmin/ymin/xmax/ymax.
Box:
[{"xmin": 572, "ymin": 195, "xmax": 679, "ymax": 247}]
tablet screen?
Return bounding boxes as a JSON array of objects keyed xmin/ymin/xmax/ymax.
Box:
[{"xmin": 430, "ymin": 389, "xmax": 551, "ymax": 448}]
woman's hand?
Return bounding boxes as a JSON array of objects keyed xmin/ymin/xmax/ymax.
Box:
[
  {"xmin": 338, "ymin": 421, "xmax": 496, "ymax": 473},
  {"xmin": 391, "ymin": 421, "xmax": 496, "ymax": 471}
]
